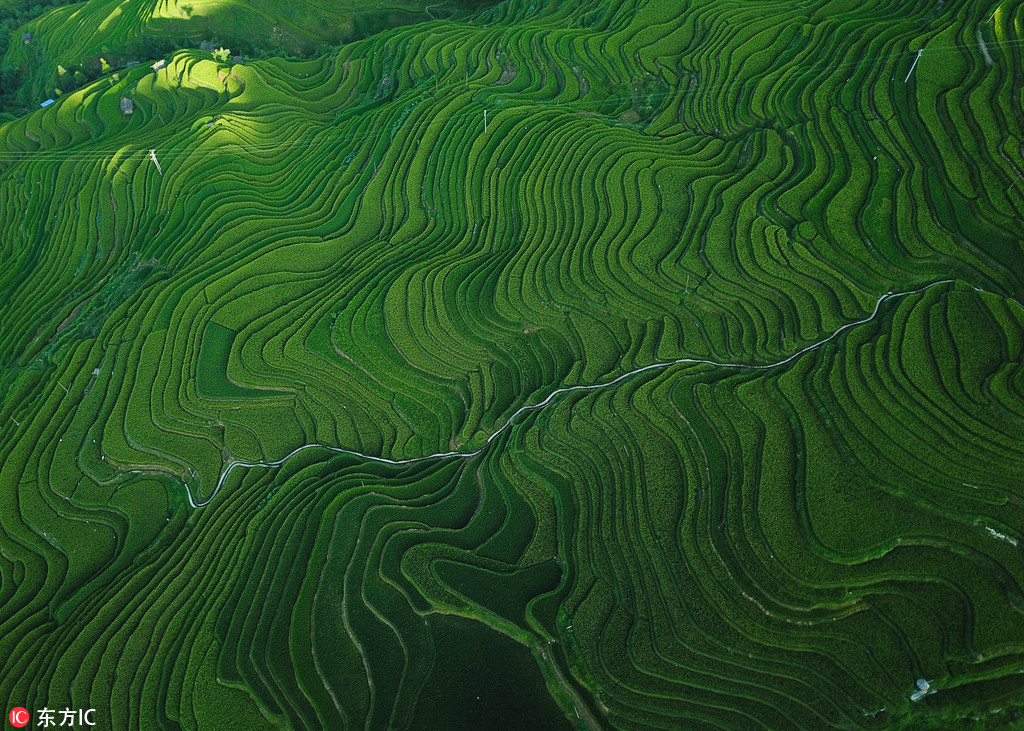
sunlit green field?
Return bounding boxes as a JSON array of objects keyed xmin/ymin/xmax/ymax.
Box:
[{"xmin": 1, "ymin": 0, "xmax": 1023, "ymax": 728}]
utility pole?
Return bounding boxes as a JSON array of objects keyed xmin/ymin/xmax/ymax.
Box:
[
  {"xmin": 484, "ymin": 109, "xmax": 488, "ymax": 133},
  {"xmin": 149, "ymin": 149, "xmax": 163, "ymax": 174},
  {"xmin": 904, "ymin": 49, "xmax": 922, "ymax": 83}
]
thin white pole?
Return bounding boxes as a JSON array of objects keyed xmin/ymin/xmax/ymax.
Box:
[{"xmin": 905, "ymin": 49, "xmax": 923, "ymax": 83}]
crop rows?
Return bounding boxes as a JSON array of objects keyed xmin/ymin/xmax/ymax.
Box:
[
  {"xmin": 0, "ymin": 0, "xmax": 472, "ymax": 110},
  {"xmin": 2, "ymin": 0, "xmax": 1024, "ymax": 727}
]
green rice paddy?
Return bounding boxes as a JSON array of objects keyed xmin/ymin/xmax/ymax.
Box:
[{"xmin": 1, "ymin": 0, "xmax": 1023, "ymax": 727}]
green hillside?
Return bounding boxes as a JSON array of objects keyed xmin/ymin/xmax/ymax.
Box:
[
  {"xmin": 1, "ymin": 0, "xmax": 1023, "ymax": 728},
  {"xmin": 0, "ymin": 0, "xmax": 487, "ymax": 110}
]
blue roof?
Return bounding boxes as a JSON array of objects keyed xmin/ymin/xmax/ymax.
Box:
[{"xmin": 40, "ymin": 99, "xmax": 55, "ymax": 107}]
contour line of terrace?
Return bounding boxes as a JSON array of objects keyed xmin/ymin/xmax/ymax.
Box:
[{"xmin": 188, "ymin": 278, "xmax": 957, "ymax": 507}]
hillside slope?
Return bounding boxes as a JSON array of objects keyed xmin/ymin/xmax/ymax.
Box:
[{"xmin": 1, "ymin": 0, "xmax": 1023, "ymax": 728}]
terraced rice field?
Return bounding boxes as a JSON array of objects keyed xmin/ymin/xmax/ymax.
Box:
[
  {"xmin": 0, "ymin": 0, "xmax": 488, "ymax": 110},
  {"xmin": 1, "ymin": 0, "xmax": 1024, "ymax": 727}
]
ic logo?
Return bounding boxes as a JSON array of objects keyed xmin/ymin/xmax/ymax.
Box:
[{"xmin": 8, "ymin": 708, "xmax": 29, "ymax": 728}]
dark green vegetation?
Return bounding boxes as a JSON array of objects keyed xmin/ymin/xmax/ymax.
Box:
[
  {"xmin": 0, "ymin": 0, "xmax": 81, "ymax": 115},
  {"xmin": 1, "ymin": 0, "xmax": 1023, "ymax": 728}
]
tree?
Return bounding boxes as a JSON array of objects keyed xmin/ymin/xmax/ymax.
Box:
[{"xmin": 56, "ymin": 64, "xmax": 72, "ymax": 91}]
